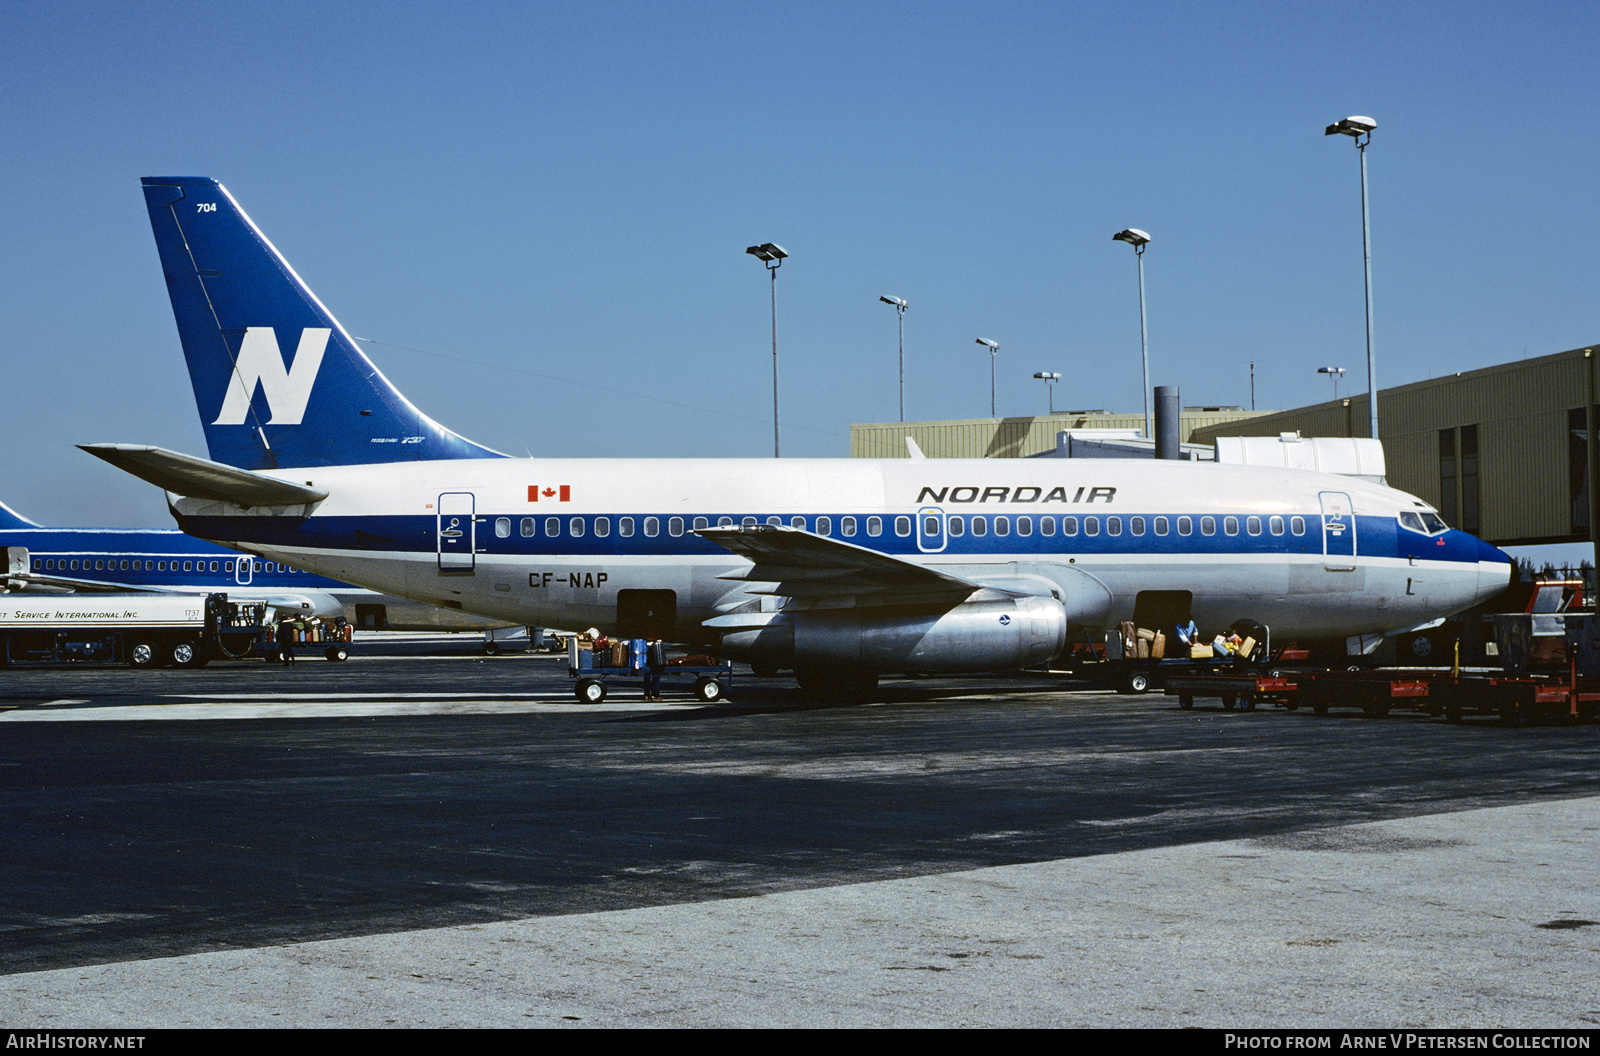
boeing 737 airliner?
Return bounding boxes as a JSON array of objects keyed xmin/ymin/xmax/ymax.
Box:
[{"xmin": 83, "ymin": 177, "xmax": 1512, "ymax": 696}]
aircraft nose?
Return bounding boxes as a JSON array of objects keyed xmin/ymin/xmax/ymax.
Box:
[{"xmin": 1473, "ymin": 535, "xmax": 1514, "ymax": 604}]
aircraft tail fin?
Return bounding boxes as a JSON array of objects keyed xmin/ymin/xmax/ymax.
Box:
[
  {"xmin": 140, "ymin": 177, "xmax": 504, "ymax": 470},
  {"xmin": 0, "ymin": 500, "xmax": 42, "ymax": 529}
]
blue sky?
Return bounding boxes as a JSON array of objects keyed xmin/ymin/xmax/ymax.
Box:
[{"xmin": 2, "ymin": 0, "xmax": 1597, "ymax": 538}]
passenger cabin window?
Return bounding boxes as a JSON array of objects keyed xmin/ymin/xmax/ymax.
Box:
[
  {"xmin": 1177, "ymin": 517, "xmax": 1192, "ymax": 536},
  {"xmin": 546, "ymin": 517, "xmax": 561, "ymax": 537},
  {"xmin": 1040, "ymin": 516, "xmax": 1055, "ymax": 536},
  {"xmin": 946, "ymin": 516, "xmax": 963, "ymax": 537},
  {"xmin": 994, "ymin": 516, "xmax": 1009, "ymax": 536},
  {"xmin": 1130, "ymin": 516, "xmax": 1145, "ymax": 536},
  {"xmin": 895, "ymin": 516, "xmax": 911, "ymax": 537},
  {"xmin": 1062, "ymin": 517, "xmax": 1078, "ymax": 537},
  {"xmin": 791, "ymin": 516, "xmax": 806, "ymax": 529},
  {"xmin": 1290, "ymin": 516, "xmax": 1306, "ymax": 535},
  {"xmin": 1154, "ymin": 516, "xmax": 1169, "ymax": 535},
  {"xmin": 718, "ymin": 516, "xmax": 733, "ymax": 528},
  {"xmin": 742, "ymin": 517, "xmax": 757, "ymax": 527},
  {"xmin": 767, "ymin": 516, "xmax": 782, "ymax": 526},
  {"xmin": 1200, "ymin": 517, "xmax": 1216, "ymax": 536},
  {"xmin": 1269, "ymin": 516, "xmax": 1284, "ymax": 536},
  {"xmin": 569, "ymin": 518, "xmax": 585, "ymax": 538},
  {"xmin": 1016, "ymin": 515, "xmax": 1032, "ymax": 536},
  {"xmin": 1084, "ymin": 517, "xmax": 1099, "ymax": 537},
  {"xmin": 867, "ymin": 516, "xmax": 883, "ymax": 537},
  {"xmin": 495, "ymin": 517, "xmax": 510, "ymax": 538},
  {"xmin": 1223, "ymin": 516, "xmax": 1239, "ymax": 536},
  {"xmin": 842, "ymin": 517, "xmax": 857, "ymax": 536},
  {"xmin": 594, "ymin": 517, "xmax": 610, "ymax": 537},
  {"xmin": 522, "ymin": 517, "xmax": 536, "ymax": 537},
  {"xmin": 669, "ymin": 517, "xmax": 684, "ymax": 537},
  {"xmin": 970, "ymin": 516, "xmax": 986, "ymax": 537},
  {"xmin": 619, "ymin": 517, "xmax": 634, "ymax": 537},
  {"xmin": 694, "ymin": 517, "xmax": 709, "ymax": 530},
  {"xmin": 1246, "ymin": 516, "xmax": 1262, "ymax": 536},
  {"xmin": 816, "ymin": 516, "xmax": 832, "ymax": 536},
  {"xmin": 644, "ymin": 516, "xmax": 660, "ymax": 537},
  {"xmin": 1106, "ymin": 517, "xmax": 1121, "ymax": 537}
]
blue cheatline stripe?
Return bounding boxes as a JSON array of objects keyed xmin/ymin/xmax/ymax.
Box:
[{"xmin": 168, "ymin": 511, "xmax": 1491, "ymax": 566}]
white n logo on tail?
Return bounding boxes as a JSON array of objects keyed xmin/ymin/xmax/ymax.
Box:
[{"xmin": 213, "ymin": 327, "xmax": 330, "ymax": 426}]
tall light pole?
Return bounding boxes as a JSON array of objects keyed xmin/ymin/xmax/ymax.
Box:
[
  {"xmin": 746, "ymin": 242, "xmax": 788, "ymax": 457},
  {"xmin": 975, "ymin": 338, "xmax": 999, "ymax": 417},
  {"xmin": 1112, "ymin": 228, "xmax": 1152, "ymax": 439},
  {"xmin": 880, "ymin": 295, "xmax": 907, "ymax": 421},
  {"xmin": 1325, "ymin": 115, "xmax": 1378, "ymax": 441},
  {"xmin": 1033, "ymin": 371, "xmax": 1061, "ymax": 414},
  {"xmin": 1318, "ymin": 365, "xmax": 1347, "ymax": 401}
]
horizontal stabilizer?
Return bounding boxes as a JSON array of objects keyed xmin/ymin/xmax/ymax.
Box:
[{"xmin": 78, "ymin": 444, "xmax": 328, "ymax": 508}]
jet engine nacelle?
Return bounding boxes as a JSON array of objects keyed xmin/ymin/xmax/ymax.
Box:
[{"xmin": 714, "ymin": 594, "xmax": 1068, "ymax": 674}]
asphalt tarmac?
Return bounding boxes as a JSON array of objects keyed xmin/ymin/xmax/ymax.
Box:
[{"xmin": 2, "ymin": 647, "xmax": 1598, "ymax": 1028}]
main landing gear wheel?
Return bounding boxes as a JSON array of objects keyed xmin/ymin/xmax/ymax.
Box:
[{"xmin": 693, "ymin": 677, "xmax": 725, "ymax": 703}]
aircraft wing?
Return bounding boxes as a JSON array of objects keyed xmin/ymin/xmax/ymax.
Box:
[
  {"xmin": 699, "ymin": 524, "xmax": 987, "ymax": 608},
  {"xmin": 78, "ymin": 445, "xmax": 328, "ymax": 508}
]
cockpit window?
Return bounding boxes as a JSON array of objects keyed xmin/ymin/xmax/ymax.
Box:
[{"xmin": 1401, "ymin": 510, "xmax": 1449, "ymax": 535}]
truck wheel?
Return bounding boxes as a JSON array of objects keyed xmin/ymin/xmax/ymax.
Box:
[
  {"xmin": 694, "ymin": 678, "xmax": 724, "ymax": 703},
  {"xmin": 169, "ymin": 639, "xmax": 203, "ymax": 668},
  {"xmin": 325, "ymin": 645, "xmax": 349, "ymax": 662},
  {"xmin": 575, "ymin": 679, "xmax": 607, "ymax": 704},
  {"xmin": 482, "ymin": 642, "xmax": 500, "ymax": 656},
  {"xmin": 127, "ymin": 641, "xmax": 160, "ymax": 669}
]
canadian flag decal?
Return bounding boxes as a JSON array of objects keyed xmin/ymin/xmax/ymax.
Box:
[{"xmin": 529, "ymin": 485, "xmax": 570, "ymax": 502}]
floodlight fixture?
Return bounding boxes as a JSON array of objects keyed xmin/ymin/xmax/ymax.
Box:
[
  {"xmin": 1033, "ymin": 371, "xmax": 1062, "ymax": 415},
  {"xmin": 1318, "ymin": 365, "xmax": 1347, "ymax": 400},
  {"xmin": 880, "ymin": 296, "xmax": 909, "ymax": 420},
  {"xmin": 1325, "ymin": 116, "xmax": 1377, "ymax": 138},
  {"xmin": 1113, "ymin": 229, "xmax": 1154, "ymax": 439},
  {"xmin": 747, "ymin": 242, "xmax": 789, "ymax": 456},
  {"xmin": 1325, "ymin": 113, "xmax": 1379, "ymax": 439},
  {"xmin": 745, "ymin": 243, "xmax": 788, "ymax": 263},
  {"xmin": 976, "ymin": 338, "xmax": 999, "ymax": 417}
]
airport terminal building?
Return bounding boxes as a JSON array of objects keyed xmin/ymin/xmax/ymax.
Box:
[{"xmin": 850, "ymin": 344, "xmax": 1600, "ymax": 551}]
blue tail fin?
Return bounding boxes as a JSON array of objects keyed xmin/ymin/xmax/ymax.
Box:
[
  {"xmin": 0, "ymin": 500, "xmax": 42, "ymax": 529},
  {"xmin": 141, "ymin": 178, "xmax": 504, "ymax": 470}
]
